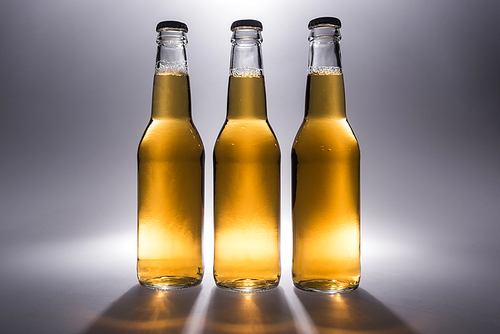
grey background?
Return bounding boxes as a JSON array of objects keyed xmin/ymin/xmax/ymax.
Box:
[{"xmin": 1, "ymin": 0, "xmax": 499, "ymax": 333}]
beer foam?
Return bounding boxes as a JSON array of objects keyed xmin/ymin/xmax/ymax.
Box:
[
  {"xmin": 230, "ymin": 67, "xmax": 263, "ymax": 77},
  {"xmin": 155, "ymin": 60, "xmax": 189, "ymax": 75},
  {"xmin": 308, "ymin": 66, "xmax": 342, "ymax": 75}
]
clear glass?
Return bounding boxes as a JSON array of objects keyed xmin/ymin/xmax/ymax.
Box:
[
  {"xmin": 308, "ymin": 26, "xmax": 342, "ymax": 73},
  {"xmin": 229, "ymin": 28, "xmax": 264, "ymax": 76},
  {"xmin": 213, "ymin": 27, "xmax": 281, "ymax": 292},
  {"xmin": 292, "ymin": 25, "xmax": 360, "ymax": 293},
  {"xmin": 137, "ymin": 28, "xmax": 204, "ymax": 290}
]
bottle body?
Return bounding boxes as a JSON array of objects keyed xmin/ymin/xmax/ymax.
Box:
[
  {"xmin": 292, "ymin": 18, "xmax": 360, "ymax": 293},
  {"xmin": 137, "ymin": 23, "xmax": 204, "ymax": 290},
  {"xmin": 213, "ymin": 21, "xmax": 280, "ymax": 292},
  {"xmin": 214, "ymin": 76, "xmax": 280, "ymax": 291}
]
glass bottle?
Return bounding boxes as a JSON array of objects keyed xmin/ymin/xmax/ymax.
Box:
[
  {"xmin": 137, "ymin": 21, "xmax": 204, "ymax": 290},
  {"xmin": 213, "ymin": 19, "xmax": 281, "ymax": 292},
  {"xmin": 292, "ymin": 17, "xmax": 361, "ymax": 293}
]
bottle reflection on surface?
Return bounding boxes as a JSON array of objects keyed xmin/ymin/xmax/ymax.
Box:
[
  {"xmin": 84, "ymin": 285, "xmax": 203, "ymax": 334},
  {"xmin": 204, "ymin": 286, "xmax": 297, "ymax": 334},
  {"xmin": 293, "ymin": 288, "xmax": 418, "ymax": 334}
]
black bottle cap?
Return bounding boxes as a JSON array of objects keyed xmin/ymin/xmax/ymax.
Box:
[
  {"xmin": 231, "ymin": 19, "xmax": 263, "ymax": 31},
  {"xmin": 156, "ymin": 20, "xmax": 188, "ymax": 32},
  {"xmin": 308, "ymin": 17, "xmax": 341, "ymax": 29}
]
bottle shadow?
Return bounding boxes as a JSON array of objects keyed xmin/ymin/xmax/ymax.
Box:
[
  {"xmin": 294, "ymin": 287, "xmax": 419, "ymax": 334},
  {"xmin": 82, "ymin": 284, "xmax": 417, "ymax": 334},
  {"xmin": 203, "ymin": 286, "xmax": 299, "ymax": 334},
  {"xmin": 83, "ymin": 284, "xmax": 203, "ymax": 334}
]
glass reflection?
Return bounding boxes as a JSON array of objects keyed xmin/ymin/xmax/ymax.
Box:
[{"xmin": 204, "ymin": 286, "xmax": 298, "ymax": 333}]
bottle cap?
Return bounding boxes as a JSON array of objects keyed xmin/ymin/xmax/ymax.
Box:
[
  {"xmin": 231, "ymin": 19, "xmax": 263, "ymax": 31},
  {"xmin": 308, "ymin": 17, "xmax": 341, "ymax": 29},
  {"xmin": 156, "ymin": 21, "xmax": 188, "ymax": 32}
]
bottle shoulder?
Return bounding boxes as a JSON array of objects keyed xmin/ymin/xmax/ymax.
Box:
[
  {"xmin": 292, "ymin": 118, "xmax": 359, "ymax": 158},
  {"xmin": 138, "ymin": 119, "xmax": 204, "ymax": 160},
  {"xmin": 216, "ymin": 119, "xmax": 279, "ymax": 145},
  {"xmin": 214, "ymin": 119, "xmax": 280, "ymax": 162}
]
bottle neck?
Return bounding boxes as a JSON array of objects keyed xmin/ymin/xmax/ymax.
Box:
[
  {"xmin": 227, "ymin": 28, "xmax": 267, "ymax": 119},
  {"xmin": 308, "ymin": 26, "xmax": 342, "ymax": 74},
  {"xmin": 230, "ymin": 28, "xmax": 263, "ymax": 76},
  {"xmin": 152, "ymin": 29, "xmax": 191, "ymax": 119},
  {"xmin": 156, "ymin": 29, "xmax": 189, "ymax": 75},
  {"xmin": 305, "ymin": 26, "xmax": 346, "ymax": 119}
]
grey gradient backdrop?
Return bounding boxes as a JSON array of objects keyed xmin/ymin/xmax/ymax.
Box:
[{"xmin": 1, "ymin": 0, "xmax": 499, "ymax": 333}]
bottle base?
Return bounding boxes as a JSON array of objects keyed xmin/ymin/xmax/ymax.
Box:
[
  {"xmin": 216, "ymin": 278, "xmax": 279, "ymax": 293},
  {"xmin": 139, "ymin": 276, "xmax": 202, "ymax": 291},
  {"xmin": 294, "ymin": 279, "xmax": 358, "ymax": 294}
]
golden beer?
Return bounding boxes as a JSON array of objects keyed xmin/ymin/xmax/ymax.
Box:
[{"xmin": 214, "ymin": 74, "xmax": 280, "ymax": 291}]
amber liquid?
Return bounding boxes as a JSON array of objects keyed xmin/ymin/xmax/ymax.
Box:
[
  {"xmin": 137, "ymin": 73, "xmax": 204, "ymax": 289},
  {"xmin": 292, "ymin": 73, "xmax": 360, "ymax": 293},
  {"xmin": 214, "ymin": 75, "xmax": 281, "ymax": 292}
]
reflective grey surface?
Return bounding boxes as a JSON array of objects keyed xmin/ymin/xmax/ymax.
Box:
[{"xmin": 1, "ymin": 0, "xmax": 499, "ymax": 333}]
